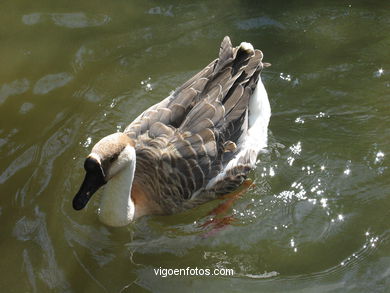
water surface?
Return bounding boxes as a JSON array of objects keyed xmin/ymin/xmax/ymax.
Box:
[{"xmin": 1, "ymin": 1, "xmax": 389, "ymax": 292}]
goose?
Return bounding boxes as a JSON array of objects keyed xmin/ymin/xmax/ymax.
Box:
[{"xmin": 72, "ymin": 36, "xmax": 271, "ymax": 227}]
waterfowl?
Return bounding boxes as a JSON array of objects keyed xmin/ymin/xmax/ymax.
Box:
[{"xmin": 72, "ymin": 36, "xmax": 271, "ymax": 227}]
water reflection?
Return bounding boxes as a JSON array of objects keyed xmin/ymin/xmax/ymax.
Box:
[
  {"xmin": 140, "ymin": 77, "xmax": 153, "ymax": 92},
  {"xmin": 373, "ymin": 68, "xmax": 384, "ymax": 78},
  {"xmin": 236, "ymin": 16, "xmax": 285, "ymax": 30},
  {"xmin": 0, "ymin": 145, "xmax": 38, "ymax": 185},
  {"xmin": 19, "ymin": 102, "xmax": 34, "ymax": 114},
  {"xmin": 147, "ymin": 6, "xmax": 174, "ymax": 17},
  {"xmin": 33, "ymin": 73, "xmax": 74, "ymax": 95},
  {"xmin": 13, "ymin": 207, "xmax": 70, "ymax": 291},
  {"xmin": 22, "ymin": 13, "xmax": 111, "ymax": 28},
  {"xmin": 0, "ymin": 79, "xmax": 30, "ymax": 104}
]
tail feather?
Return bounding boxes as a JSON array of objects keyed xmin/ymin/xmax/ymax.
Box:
[{"xmin": 213, "ymin": 36, "xmax": 234, "ymax": 74}]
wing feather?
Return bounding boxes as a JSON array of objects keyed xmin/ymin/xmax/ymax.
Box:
[{"xmin": 129, "ymin": 36, "xmax": 268, "ymax": 211}]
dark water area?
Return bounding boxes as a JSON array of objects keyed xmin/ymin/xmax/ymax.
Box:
[{"xmin": 0, "ymin": 0, "xmax": 389, "ymax": 292}]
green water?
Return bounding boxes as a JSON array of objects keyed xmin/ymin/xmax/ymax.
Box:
[{"xmin": 1, "ymin": 1, "xmax": 389, "ymax": 292}]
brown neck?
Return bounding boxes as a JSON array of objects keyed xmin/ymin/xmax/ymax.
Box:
[{"xmin": 131, "ymin": 182, "xmax": 164, "ymax": 218}]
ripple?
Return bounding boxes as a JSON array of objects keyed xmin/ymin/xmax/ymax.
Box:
[
  {"xmin": 0, "ymin": 78, "xmax": 30, "ymax": 104},
  {"xmin": 147, "ymin": 6, "xmax": 174, "ymax": 17},
  {"xmin": 236, "ymin": 16, "xmax": 285, "ymax": 30},
  {"xmin": 51, "ymin": 13, "xmax": 111, "ymax": 28},
  {"xmin": 289, "ymin": 230, "xmax": 390, "ymax": 283},
  {"xmin": 294, "ymin": 112, "xmax": 330, "ymax": 125},
  {"xmin": 19, "ymin": 102, "xmax": 34, "ymax": 114},
  {"xmin": 22, "ymin": 249, "xmax": 37, "ymax": 292},
  {"xmin": 64, "ymin": 222, "xmax": 116, "ymax": 267},
  {"xmin": 22, "ymin": 12, "xmax": 111, "ymax": 28},
  {"xmin": 34, "ymin": 117, "xmax": 80, "ymax": 195},
  {"xmin": 0, "ymin": 145, "xmax": 38, "ymax": 184},
  {"xmin": 83, "ymin": 87, "xmax": 106, "ymax": 102},
  {"xmin": 73, "ymin": 46, "xmax": 95, "ymax": 72},
  {"xmin": 15, "ymin": 116, "xmax": 80, "ymax": 206},
  {"xmin": 33, "ymin": 72, "xmax": 73, "ymax": 95},
  {"xmin": 13, "ymin": 207, "xmax": 70, "ymax": 290},
  {"xmin": 21, "ymin": 13, "xmax": 41, "ymax": 25},
  {"xmin": 243, "ymin": 271, "xmax": 279, "ymax": 279}
]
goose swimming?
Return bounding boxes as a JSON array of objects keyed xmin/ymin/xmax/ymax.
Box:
[{"xmin": 72, "ymin": 36, "xmax": 271, "ymax": 227}]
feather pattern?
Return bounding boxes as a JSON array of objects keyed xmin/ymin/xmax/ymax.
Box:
[{"xmin": 121, "ymin": 36, "xmax": 271, "ymax": 214}]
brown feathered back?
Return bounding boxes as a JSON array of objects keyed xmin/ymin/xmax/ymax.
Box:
[{"xmin": 124, "ymin": 36, "xmax": 266, "ymax": 213}]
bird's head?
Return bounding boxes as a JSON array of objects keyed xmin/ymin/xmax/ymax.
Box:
[{"xmin": 72, "ymin": 132, "xmax": 135, "ymax": 210}]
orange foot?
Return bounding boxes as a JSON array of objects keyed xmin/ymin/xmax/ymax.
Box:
[
  {"xmin": 199, "ymin": 216, "xmax": 237, "ymax": 238},
  {"xmin": 198, "ymin": 179, "xmax": 254, "ymax": 237},
  {"xmin": 209, "ymin": 178, "xmax": 255, "ymax": 215}
]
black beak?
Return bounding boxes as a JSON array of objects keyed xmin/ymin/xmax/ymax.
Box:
[{"xmin": 73, "ymin": 157, "xmax": 106, "ymax": 210}]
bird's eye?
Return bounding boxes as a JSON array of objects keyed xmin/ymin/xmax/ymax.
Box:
[{"xmin": 109, "ymin": 154, "xmax": 118, "ymax": 163}]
